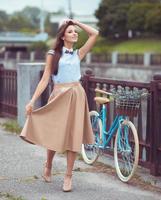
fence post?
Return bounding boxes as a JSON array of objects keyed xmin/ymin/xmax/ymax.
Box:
[
  {"xmin": 17, "ymin": 63, "xmax": 44, "ymax": 127},
  {"xmin": 16, "ymin": 52, "xmax": 21, "ymax": 62},
  {"xmin": 112, "ymin": 51, "xmax": 118, "ymax": 66},
  {"xmin": 30, "ymin": 51, "xmax": 35, "ymax": 62},
  {"xmin": 82, "ymin": 69, "xmax": 94, "ymax": 110},
  {"xmin": 85, "ymin": 53, "xmax": 91, "ymax": 64},
  {"xmin": 144, "ymin": 52, "xmax": 151, "ymax": 67},
  {"xmin": 150, "ymin": 74, "xmax": 161, "ymax": 175},
  {"xmin": 4, "ymin": 52, "xmax": 9, "ymax": 61}
]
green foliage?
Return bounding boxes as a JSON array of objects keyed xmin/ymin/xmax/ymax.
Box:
[
  {"xmin": 21, "ymin": 6, "xmax": 41, "ymax": 28},
  {"xmin": 95, "ymin": 0, "xmax": 133, "ymax": 37},
  {"xmin": 8, "ymin": 14, "xmax": 33, "ymax": 32},
  {"xmin": 127, "ymin": 3, "xmax": 156, "ymax": 32},
  {"xmin": 2, "ymin": 120, "xmax": 22, "ymax": 134},
  {"xmin": 93, "ymin": 37, "xmax": 161, "ymax": 53},
  {"xmin": 28, "ymin": 41, "xmax": 49, "ymax": 52},
  {"xmin": 45, "ymin": 14, "xmax": 58, "ymax": 37},
  {"xmin": 145, "ymin": 6, "xmax": 161, "ymax": 34},
  {"xmin": 0, "ymin": 10, "xmax": 9, "ymax": 31},
  {"xmin": 41, "ymin": 198, "xmax": 47, "ymax": 200},
  {"xmin": 0, "ymin": 192, "xmax": 25, "ymax": 200},
  {"xmin": 74, "ymin": 30, "xmax": 88, "ymax": 49},
  {"xmin": 95, "ymin": 0, "xmax": 161, "ymax": 38}
]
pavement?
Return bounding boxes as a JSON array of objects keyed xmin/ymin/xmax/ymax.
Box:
[{"xmin": 0, "ymin": 117, "xmax": 161, "ymax": 200}]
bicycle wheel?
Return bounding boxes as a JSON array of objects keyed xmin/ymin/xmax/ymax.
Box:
[
  {"xmin": 114, "ymin": 120, "xmax": 139, "ymax": 182},
  {"xmin": 82, "ymin": 111, "xmax": 102, "ymax": 164}
]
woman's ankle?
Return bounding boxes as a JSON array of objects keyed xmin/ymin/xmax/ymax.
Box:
[
  {"xmin": 45, "ymin": 161, "xmax": 52, "ymax": 169},
  {"xmin": 65, "ymin": 172, "xmax": 73, "ymax": 177}
]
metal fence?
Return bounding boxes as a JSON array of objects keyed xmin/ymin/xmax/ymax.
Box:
[
  {"xmin": 0, "ymin": 67, "xmax": 17, "ymax": 117},
  {"xmin": 1, "ymin": 67, "xmax": 161, "ymax": 176}
]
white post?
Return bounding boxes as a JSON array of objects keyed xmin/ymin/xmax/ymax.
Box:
[
  {"xmin": 30, "ymin": 51, "xmax": 35, "ymax": 62},
  {"xmin": 144, "ymin": 52, "xmax": 151, "ymax": 67},
  {"xmin": 16, "ymin": 52, "xmax": 21, "ymax": 62},
  {"xmin": 86, "ymin": 52, "xmax": 91, "ymax": 64},
  {"xmin": 4, "ymin": 52, "xmax": 9, "ymax": 61},
  {"xmin": 112, "ymin": 51, "xmax": 118, "ymax": 66}
]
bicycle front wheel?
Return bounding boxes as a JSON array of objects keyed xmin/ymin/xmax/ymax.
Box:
[
  {"xmin": 114, "ymin": 120, "xmax": 139, "ymax": 182},
  {"xmin": 82, "ymin": 111, "xmax": 102, "ymax": 164}
]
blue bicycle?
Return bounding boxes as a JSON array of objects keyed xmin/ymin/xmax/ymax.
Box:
[{"xmin": 82, "ymin": 87, "xmax": 142, "ymax": 182}]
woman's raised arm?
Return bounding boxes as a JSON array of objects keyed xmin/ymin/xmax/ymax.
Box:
[{"xmin": 73, "ymin": 20, "xmax": 99, "ymax": 60}]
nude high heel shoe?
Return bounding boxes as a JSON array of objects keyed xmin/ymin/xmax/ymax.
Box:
[
  {"xmin": 42, "ymin": 162, "xmax": 52, "ymax": 183},
  {"xmin": 63, "ymin": 173, "xmax": 72, "ymax": 192}
]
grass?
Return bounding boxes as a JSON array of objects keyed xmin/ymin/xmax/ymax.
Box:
[
  {"xmin": 93, "ymin": 37, "xmax": 161, "ymax": 54},
  {"xmin": 41, "ymin": 198, "xmax": 47, "ymax": 200},
  {"xmin": 1, "ymin": 119, "xmax": 22, "ymax": 134},
  {"xmin": 0, "ymin": 192, "xmax": 25, "ymax": 200}
]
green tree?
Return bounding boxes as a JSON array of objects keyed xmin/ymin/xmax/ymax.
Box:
[
  {"xmin": 22, "ymin": 6, "xmax": 40, "ymax": 28},
  {"xmin": 95, "ymin": 0, "xmax": 160, "ymax": 38},
  {"xmin": 8, "ymin": 14, "xmax": 33, "ymax": 31},
  {"xmin": 0, "ymin": 10, "xmax": 9, "ymax": 31},
  {"xmin": 127, "ymin": 3, "xmax": 156, "ymax": 32},
  {"xmin": 28, "ymin": 41, "xmax": 48, "ymax": 52},
  {"xmin": 95, "ymin": 0, "xmax": 135, "ymax": 38},
  {"xmin": 145, "ymin": 5, "xmax": 161, "ymax": 34}
]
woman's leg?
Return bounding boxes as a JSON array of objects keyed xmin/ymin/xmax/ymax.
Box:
[
  {"xmin": 46, "ymin": 149, "xmax": 56, "ymax": 168},
  {"xmin": 43, "ymin": 149, "xmax": 56, "ymax": 182},
  {"xmin": 66, "ymin": 151, "xmax": 77, "ymax": 175},
  {"xmin": 63, "ymin": 150, "xmax": 77, "ymax": 191}
]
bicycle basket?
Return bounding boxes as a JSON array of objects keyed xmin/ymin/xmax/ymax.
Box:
[{"xmin": 115, "ymin": 97, "xmax": 141, "ymax": 117}]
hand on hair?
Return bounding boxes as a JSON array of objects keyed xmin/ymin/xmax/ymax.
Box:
[{"xmin": 64, "ymin": 19, "xmax": 79, "ymax": 25}]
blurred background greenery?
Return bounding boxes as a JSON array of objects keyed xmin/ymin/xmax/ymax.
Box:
[{"xmin": 0, "ymin": 0, "xmax": 161, "ymax": 53}]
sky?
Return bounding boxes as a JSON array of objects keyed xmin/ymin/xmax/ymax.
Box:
[{"xmin": 0, "ymin": 0, "xmax": 101, "ymax": 15}]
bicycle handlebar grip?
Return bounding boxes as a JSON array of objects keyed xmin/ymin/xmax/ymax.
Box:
[{"xmin": 95, "ymin": 88, "xmax": 113, "ymax": 96}]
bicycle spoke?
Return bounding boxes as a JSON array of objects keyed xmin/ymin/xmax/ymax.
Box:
[{"xmin": 82, "ymin": 111, "xmax": 102, "ymax": 164}]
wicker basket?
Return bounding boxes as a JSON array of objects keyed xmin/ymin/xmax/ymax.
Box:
[{"xmin": 115, "ymin": 98, "xmax": 141, "ymax": 117}]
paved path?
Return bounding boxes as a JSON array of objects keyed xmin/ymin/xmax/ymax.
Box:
[{"xmin": 0, "ymin": 124, "xmax": 161, "ymax": 200}]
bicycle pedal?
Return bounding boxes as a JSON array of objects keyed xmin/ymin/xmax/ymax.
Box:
[
  {"xmin": 105, "ymin": 146, "xmax": 111, "ymax": 149},
  {"xmin": 98, "ymin": 145, "xmax": 104, "ymax": 149}
]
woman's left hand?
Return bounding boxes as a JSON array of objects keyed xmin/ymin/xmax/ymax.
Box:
[{"xmin": 64, "ymin": 19, "xmax": 79, "ymax": 25}]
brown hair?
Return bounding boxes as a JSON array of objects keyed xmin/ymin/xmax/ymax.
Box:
[{"xmin": 51, "ymin": 20, "xmax": 75, "ymax": 75}]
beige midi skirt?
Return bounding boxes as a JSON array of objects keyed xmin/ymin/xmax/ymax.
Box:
[{"xmin": 20, "ymin": 82, "xmax": 94, "ymax": 152}]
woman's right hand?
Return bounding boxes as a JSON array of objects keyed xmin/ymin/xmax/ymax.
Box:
[{"xmin": 25, "ymin": 101, "xmax": 34, "ymax": 116}]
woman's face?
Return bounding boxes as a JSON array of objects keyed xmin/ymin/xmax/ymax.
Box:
[{"xmin": 62, "ymin": 25, "xmax": 78, "ymax": 44}]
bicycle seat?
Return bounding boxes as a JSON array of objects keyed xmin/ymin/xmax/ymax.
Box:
[{"xmin": 94, "ymin": 97, "xmax": 110, "ymax": 104}]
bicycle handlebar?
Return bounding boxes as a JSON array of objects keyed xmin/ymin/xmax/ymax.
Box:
[{"xmin": 95, "ymin": 88, "xmax": 113, "ymax": 96}]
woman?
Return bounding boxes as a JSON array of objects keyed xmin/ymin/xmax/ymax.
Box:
[{"xmin": 20, "ymin": 19, "xmax": 99, "ymax": 192}]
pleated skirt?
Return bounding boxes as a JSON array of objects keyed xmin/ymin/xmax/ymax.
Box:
[{"xmin": 20, "ymin": 82, "xmax": 94, "ymax": 153}]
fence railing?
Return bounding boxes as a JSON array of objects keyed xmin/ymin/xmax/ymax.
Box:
[
  {"xmin": 1, "ymin": 51, "xmax": 161, "ymax": 66},
  {"xmin": 117, "ymin": 53, "xmax": 144, "ymax": 65},
  {"xmin": 91, "ymin": 53, "xmax": 112, "ymax": 63},
  {"xmin": 0, "ymin": 67, "xmax": 17, "ymax": 117}
]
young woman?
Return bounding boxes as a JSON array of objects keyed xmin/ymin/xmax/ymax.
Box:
[{"xmin": 20, "ymin": 19, "xmax": 99, "ymax": 192}]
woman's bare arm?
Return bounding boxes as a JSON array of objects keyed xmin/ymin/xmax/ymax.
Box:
[
  {"xmin": 74, "ymin": 20, "xmax": 99, "ymax": 60},
  {"xmin": 26, "ymin": 55, "xmax": 53, "ymax": 114}
]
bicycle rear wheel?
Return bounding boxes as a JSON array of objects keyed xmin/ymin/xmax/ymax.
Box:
[
  {"xmin": 82, "ymin": 111, "xmax": 102, "ymax": 164},
  {"xmin": 114, "ymin": 120, "xmax": 139, "ymax": 182}
]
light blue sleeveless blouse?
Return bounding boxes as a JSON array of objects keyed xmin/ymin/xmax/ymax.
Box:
[{"xmin": 48, "ymin": 47, "xmax": 81, "ymax": 84}]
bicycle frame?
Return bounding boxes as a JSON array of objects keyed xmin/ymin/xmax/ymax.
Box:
[{"xmin": 98, "ymin": 104, "xmax": 125, "ymax": 149}]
